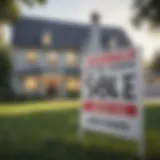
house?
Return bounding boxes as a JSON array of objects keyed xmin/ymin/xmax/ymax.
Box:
[{"xmin": 11, "ymin": 14, "xmax": 131, "ymax": 98}]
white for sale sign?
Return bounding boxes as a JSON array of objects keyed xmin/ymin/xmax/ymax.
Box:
[{"xmin": 80, "ymin": 48, "xmax": 144, "ymax": 141}]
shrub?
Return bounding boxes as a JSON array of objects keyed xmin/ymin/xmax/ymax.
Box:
[
  {"xmin": 66, "ymin": 91, "xmax": 80, "ymax": 98},
  {"xmin": 0, "ymin": 47, "xmax": 13, "ymax": 101}
]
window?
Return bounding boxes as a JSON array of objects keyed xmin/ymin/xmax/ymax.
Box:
[
  {"xmin": 48, "ymin": 51, "xmax": 57, "ymax": 65},
  {"xmin": 109, "ymin": 37, "xmax": 118, "ymax": 50},
  {"xmin": 66, "ymin": 50, "xmax": 77, "ymax": 66},
  {"xmin": 66, "ymin": 77, "xmax": 80, "ymax": 91},
  {"xmin": 41, "ymin": 31, "xmax": 52, "ymax": 46},
  {"xmin": 23, "ymin": 76, "xmax": 39, "ymax": 92},
  {"xmin": 26, "ymin": 50, "xmax": 38, "ymax": 64}
]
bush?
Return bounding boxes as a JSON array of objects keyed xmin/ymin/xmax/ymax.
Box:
[
  {"xmin": 66, "ymin": 91, "xmax": 80, "ymax": 98},
  {"xmin": 0, "ymin": 47, "xmax": 13, "ymax": 102}
]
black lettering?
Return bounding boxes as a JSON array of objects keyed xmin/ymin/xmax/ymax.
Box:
[
  {"xmin": 89, "ymin": 76, "xmax": 118, "ymax": 98},
  {"xmin": 104, "ymin": 76, "xmax": 118, "ymax": 98},
  {"xmin": 88, "ymin": 118, "xmax": 129, "ymax": 130},
  {"xmin": 123, "ymin": 74, "xmax": 135, "ymax": 100}
]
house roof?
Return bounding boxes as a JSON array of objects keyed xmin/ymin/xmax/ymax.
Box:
[{"xmin": 12, "ymin": 17, "xmax": 132, "ymax": 50}]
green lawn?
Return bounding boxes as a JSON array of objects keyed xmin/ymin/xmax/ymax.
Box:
[{"xmin": 0, "ymin": 101, "xmax": 159, "ymax": 160}]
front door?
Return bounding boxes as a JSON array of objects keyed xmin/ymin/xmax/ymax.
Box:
[
  {"xmin": 43, "ymin": 75, "xmax": 61, "ymax": 98},
  {"xmin": 47, "ymin": 80, "xmax": 58, "ymax": 97}
]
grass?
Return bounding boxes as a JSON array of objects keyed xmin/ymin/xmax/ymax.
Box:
[
  {"xmin": 0, "ymin": 100, "xmax": 79, "ymax": 116},
  {"xmin": 0, "ymin": 100, "xmax": 159, "ymax": 160}
]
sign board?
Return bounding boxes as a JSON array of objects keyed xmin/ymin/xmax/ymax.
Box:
[{"xmin": 80, "ymin": 48, "xmax": 144, "ymax": 154}]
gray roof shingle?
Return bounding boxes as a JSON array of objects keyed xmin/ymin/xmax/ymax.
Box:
[{"xmin": 12, "ymin": 17, "xmax": 132, "ymax": 50}]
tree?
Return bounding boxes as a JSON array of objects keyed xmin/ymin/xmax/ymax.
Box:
[
  {"xmin": 132, "ymin": 0, "xmax": 160, "ymax": 28},
  {"xmin": 0, "ymin": 0, "xmax": 47, "ymax": 45},
  {"xmin": 0, "ymin": 46, "xmax": 12, "ymax": 101},
  {"xmin": 0, "ymin": 0, "xmax": 46, "ymax": 23},
  {"xmin": 0, "ymin": 0, "xmax": 47, "ymax": 101},
  {"xmin": 151, "ymin": 50, "xmax": 160, "ymax": 71}
]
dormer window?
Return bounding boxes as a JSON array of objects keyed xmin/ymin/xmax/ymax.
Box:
[
  {"xmin": 109, "ymin": 37, "xmax": 118, "ymax": 50},
  {"xmin": 41, "ymin": 31, "xmax": 52, "ymax": 46}
]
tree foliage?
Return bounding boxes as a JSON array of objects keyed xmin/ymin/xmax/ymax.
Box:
[
  {"xmin": 0, "ymin": 46, "xmax": 13, "ymax": 101},
  {"xmin": 132, "ymin": 0, "xmax": 160, "ymax": 28},
  {"xmin": 0, "ymin": 0, "xmax": 46, "ymax": 23},
  {"xmin": 0, "ymin": 0, "xmax": 46, "ymax": 101}
]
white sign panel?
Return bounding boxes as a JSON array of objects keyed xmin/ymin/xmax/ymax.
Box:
[{"xmin": 80, "ymin": 48, "xmax": 143, "ymax": 141}]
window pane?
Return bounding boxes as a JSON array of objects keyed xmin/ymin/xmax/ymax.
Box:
[
  {"xmin": 66, "ymin": 77, "xmax": 80, "ymax": 91},
  {"xmin": 26, "ymin": 50, "xmax": 38, "ymax": 64},
  {"xmin": 23, "ymin": 76, "xmax": 39, "ymax": 92},
  {"xmin": 48, "ymin": 51, "xmax": 57, "ymax": 65},
  {"xmin": 66, "ymin": 50, "xmax": 77, "ymax": 66},
  {"xmin": 41, "ymin": 31, "xmax": 52, "ymax": 46}
]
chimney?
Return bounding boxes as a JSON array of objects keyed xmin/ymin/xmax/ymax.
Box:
[
  {"xmin": 86, "ymin": 11, "xmax": 102, "ymax": 54},
  {"xmin": 91, "ymin": 11, "xmax": 100, "ymax": 24}
]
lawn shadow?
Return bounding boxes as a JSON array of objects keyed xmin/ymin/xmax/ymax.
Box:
[
  {"xmin": 0, "ymin": 139, "xmax": 137, "ymax": 160},
  {"xmin": 0, "ymin": 139, "xmax": 159, "ymax": 160}
]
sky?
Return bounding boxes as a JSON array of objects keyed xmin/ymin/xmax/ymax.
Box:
[{"xmin": 19, "ymin": 0, "xmax": 160, "ymax": 61}]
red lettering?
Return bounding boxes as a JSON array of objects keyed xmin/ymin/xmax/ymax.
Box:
[
  {"xmin": 84, "ymin": 101, "xmax": 95, "ymax": 112},
  {"xmin": 83, "ymin": 100, "xmax": 137, "ymax": 117},
  {"xmin": 124, "ymin": 104, "xmax": 137, "ymax": 116},
  {"xmin": 87, "ymin": 49, "xmax": 136, "ymax": 67}
]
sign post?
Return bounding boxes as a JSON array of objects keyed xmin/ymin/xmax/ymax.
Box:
[
  {"xmin": 80, "ymin": 48, "xmax": 145, "ymax": 159},
  {"xmin": 136, "ymin": 48, "xmax": 145, "ymax": 160}
]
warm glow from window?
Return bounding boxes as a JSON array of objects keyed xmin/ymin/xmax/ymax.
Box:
[
  {"xmin": 42, "ymin": 31, "xmax": 52, "ymax": 46},
  {"xmin": 26, "ymin": 50, "xmax": 38, "ymax": 64},
  {"xmin": 48, "ymin": 52, "xmax": 57, "ymax": 64},
  {"xmin": 24, "ymin": 76, "xmax": 38, "ymax": 92},
  {"xmin": 66, "ymin": 50, "xmax": 77, "ymax": 66},
  {"xmin": 42, "ymin": 75, "xmax": 61, "ymax": 87},
  {"xmin": 66, "ymin": 77, "xmax": 80, "ymax": 91}
]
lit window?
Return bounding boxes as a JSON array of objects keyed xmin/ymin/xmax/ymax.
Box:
[
  {"xmin": 66, "ymin": 50, "xmax": 77, "ymax": 66},
  {"xmin": 41, "ymin": 31, "xmax": 52, "ymax": 46},
  {"xmin": 48, "ymin": 51, "xmax": 57, "ymax": 65},
  {"xmin": 23, "ymin": 76, "xmax": 39, "ymax": 92},
  {"xmin": 26, "ymin": 50, "xmax": 38, "ymax": 64},
  {"xmin": 66, "ymin": 77, "xmax": 80, "ymax": 91}
]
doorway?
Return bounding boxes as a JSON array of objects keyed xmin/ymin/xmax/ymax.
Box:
[
  {"xmin": 43, "ymin": 75, "xmax": 60, "ymax": 98},
  {"xmin": 47, "ymin": 80, "xmax": 58, "ymax": 97}
]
